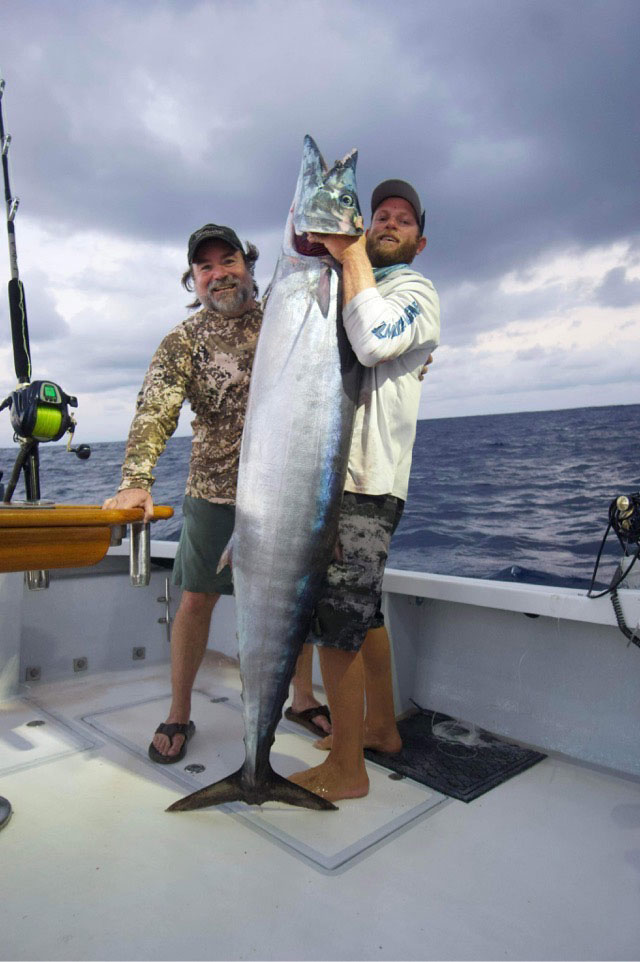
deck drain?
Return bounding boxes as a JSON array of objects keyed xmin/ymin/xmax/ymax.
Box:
[
  {"xmin": 210, "ymin": 697, "xmax": 229, "ymax": 703},
  {"xmin": 0, "ymin": 796, "xmax": 12, "ymax": 831},
  {"xmin": 26, "ymin": 720, "xmax": 46, "ymax": 727},
  {"xmin": 185, "ymin": 764, "xmax": 206, "ymax": 774},
  {"xmin": 388, "ymin": 772, "xmax": 405, "ymax": 781}
]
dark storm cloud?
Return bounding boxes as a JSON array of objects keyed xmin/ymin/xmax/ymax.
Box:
[
  {"xmin": 595, "ymin": 267, "xmax": 640, "ymax": 308},
  {"xmin": 440, "ymin": 273, "xmax": 596, "ymax": 348},
  {"xmin": 1, "ymin": 0, "xmax": 638, "ymax": 299},
  {"xmin": 0, "ymin": 271, "xmax": 69, "ymax": 344},
  {"xmin": 29, "ymin": 319, "xmax": 170, "ymax": 394},
  {"xmin": 405, "ymin": 4, "xmax": 640, "ymax": 291}
]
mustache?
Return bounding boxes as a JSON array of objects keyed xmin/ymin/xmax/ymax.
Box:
[{"xmin": 208, "ymin": 276, "xmax": 241, "ymax": 293}]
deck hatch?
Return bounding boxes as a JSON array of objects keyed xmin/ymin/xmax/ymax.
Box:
[
  {"xmin": 0, "ymin": 699, "xmax": 97, "ymax": 776},
  {"xmin": 83, "ymin": 689, "xmax": 447, "ymax": 872}
]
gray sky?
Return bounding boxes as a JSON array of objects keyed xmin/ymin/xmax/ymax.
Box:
[{"xmin": 0, "ymin": 0, "xmax": 639, "ymax": 445}]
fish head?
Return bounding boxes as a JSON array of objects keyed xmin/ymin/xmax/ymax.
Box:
[{"xmin": 292, "ymin": 135, "xmax": 363, "ymax": 250}]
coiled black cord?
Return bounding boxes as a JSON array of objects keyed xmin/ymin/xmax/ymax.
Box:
[
  {"xmin": 587, "ymin": 493, "xmax": 640, "ymax": 645},
  {"xmin": 610, "ymin": 589, "xmax": 640, "ymax": 648}
]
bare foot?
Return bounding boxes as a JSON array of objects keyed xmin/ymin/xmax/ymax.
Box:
[
  {"xmin": 314, "ymin": 728, "xmax": 403, "ymax": 755},
  {"xmin": 288, "ymin": 759, "xmax": 369, "ymax": 802}
]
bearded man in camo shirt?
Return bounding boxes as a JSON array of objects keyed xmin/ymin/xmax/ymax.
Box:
[{"xmin": 104, "ymin": 224, "xmax": 329, "ymax": 764}]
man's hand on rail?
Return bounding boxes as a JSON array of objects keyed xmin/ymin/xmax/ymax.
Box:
[{"xmin": 102, "ymin": 487, "xmax": 155, "ymax": 523}]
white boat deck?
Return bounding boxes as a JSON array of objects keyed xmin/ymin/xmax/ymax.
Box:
[{"xmin": 2, "ymin": 651, "xmax": 639, "ymax": 961}]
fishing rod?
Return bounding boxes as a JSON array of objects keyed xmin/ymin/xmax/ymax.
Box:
[{"xmin": 0, "ymin": 72, "xmax": 90, "ymax": 506}]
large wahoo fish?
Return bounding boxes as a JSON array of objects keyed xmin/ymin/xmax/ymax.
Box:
[{"xmin": 168, "ymin": 136, "xmax": 363, "ymax": 813}]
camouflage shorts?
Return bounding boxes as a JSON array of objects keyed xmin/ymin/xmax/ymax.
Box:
[{"xmin": 309, "ymin": 492, "xmax": 404, "ymax": 652}]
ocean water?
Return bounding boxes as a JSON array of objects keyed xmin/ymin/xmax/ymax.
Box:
[
  {"xmin": 2, "ymin": 403, "xmax": 638, "ymax": 591},
  {"xmin": 392, "ymin": 403, "xmax": 640, "ymax": 589}
]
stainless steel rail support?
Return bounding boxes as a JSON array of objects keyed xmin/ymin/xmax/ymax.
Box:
[
  {"xmin": 157, "ymin": 576, "xmax": 172, "ymax": 644},
  {"xmin": 129, "ymin": 522, "xmax": 150, "ymax": 587},
  {"xmin": 110, "ymin": 524, "xmax": 126, "ymax": 547},
  {"xmin": 25, "ymin": 569, "xmax": 49, "ymax": 590}
]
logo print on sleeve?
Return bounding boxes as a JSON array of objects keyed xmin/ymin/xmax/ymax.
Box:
[{"xmin": 372, "ymin": 299, "xmax": 420, "ymax": 340}]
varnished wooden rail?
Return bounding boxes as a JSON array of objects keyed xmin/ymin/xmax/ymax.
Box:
[{"xmin": 0, "ymin": 504, "xmax": 173, "ymax": 573}]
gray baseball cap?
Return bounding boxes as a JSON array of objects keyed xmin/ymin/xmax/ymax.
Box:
[
  {"xmin": 187, "ymin": 224, "xmax": 243, "ymax": 264},
  {"xmin": 371, "ymin": 180, "xmax": 425, "ymax": 233}
]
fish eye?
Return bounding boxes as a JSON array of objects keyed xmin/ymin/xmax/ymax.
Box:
[{"xmin": 339, "ymin": 193, "xmax": 354, "ymax": 207}]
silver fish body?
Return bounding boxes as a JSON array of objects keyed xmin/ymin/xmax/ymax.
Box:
[{"xmin": 168, "ymin": 136, "xmax": 363, "ymax": 813}]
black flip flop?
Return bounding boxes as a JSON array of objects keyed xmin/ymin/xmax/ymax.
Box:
[
  {"xmin": 284, "ymin": 705, "xmax": 331, "ymax": 737},
  {"xmin": 148, "ymin": 720, "xmax": 195, "ymax": 765}
]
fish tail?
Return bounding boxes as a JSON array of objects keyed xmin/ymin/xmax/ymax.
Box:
[
  {"xmin": 166, "ymin": 765, "xmax": 337, "ymax": 812},
  {"xmin": 166, "ymin": 768, "xmax": 246, "ymax": 812}
]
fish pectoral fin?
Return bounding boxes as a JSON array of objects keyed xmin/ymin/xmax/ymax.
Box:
[
  {"xmin": 332, "ymin": 537, "xmax": 344, "ymax": 563},
  {"xmin": 217, "ymin": 534, "xmax": 233, "ymax": 573},
  {"xmin": 316, "ymin": 267, "xmax": 332, "ymax": 318},
  {"xmin": 166, "ymin": 766, "xmax": 338, "ymax": 812}
]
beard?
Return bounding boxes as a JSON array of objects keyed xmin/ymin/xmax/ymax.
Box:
[
  {"xmin": 203, "ymin": 274, "xmax": 254, "ymax": 316},
  {"xmin": 366, "ymin": 233, "xmax": 421, "ymax": 268}
]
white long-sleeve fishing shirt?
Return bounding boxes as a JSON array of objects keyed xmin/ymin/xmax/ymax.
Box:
[{"xmin": 343, "ymin": 264, "xmax": 440, "ymax": 501}]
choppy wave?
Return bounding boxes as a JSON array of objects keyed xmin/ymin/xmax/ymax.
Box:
[{"xmin": 389, "ymin": 403, "xmax": 640, "ymax": 589}]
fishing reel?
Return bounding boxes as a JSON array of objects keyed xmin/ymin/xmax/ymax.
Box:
[
  {"xmin": 588, "ymin": 491, "xmax": 640, "ymax": 648},
  {"xmin": 609, "ymin": 493, "xmax": 640, "ymax": 548},
  {"xmin": 0, "ymin": 379, "xmax": 92, "ymax": 505},
  {"xmin": 4, "ymin": 379, "xmax": 76, "ymax": 441},
  {"xmin": 0, "ymin": 380, "xmax": 90, "ymax": 457}
]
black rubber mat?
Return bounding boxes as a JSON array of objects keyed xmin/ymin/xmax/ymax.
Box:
[{"xmin": 365, "ymin": 709, "xmax": 546, "ymax": 802}]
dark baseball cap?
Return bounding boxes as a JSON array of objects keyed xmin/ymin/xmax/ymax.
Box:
[
  {"xmin": 187, "ymin": 224, "xmax": 243, "ymax": 264},
  {"xmin": 371, "ymin": 180, "xmax": 425, "ymax": 233}
]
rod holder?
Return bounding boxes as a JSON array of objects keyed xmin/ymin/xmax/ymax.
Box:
[{"xmin": 129, "ymin": 521, "xmax": 150, "ymax": 587}]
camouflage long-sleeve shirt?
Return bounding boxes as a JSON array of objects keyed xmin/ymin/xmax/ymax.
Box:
[{"xmin": 119, "ymin": 305, "xmax": 263, "ymax": 503}]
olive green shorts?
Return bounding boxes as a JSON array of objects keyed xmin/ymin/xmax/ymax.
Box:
[
  {"xmin": 172, "ymin": 495, "xmax": 235, "ymax": 595},
  {"xmin": 309, "ymin": 492, "xmax": 404, "ymax": 653}
]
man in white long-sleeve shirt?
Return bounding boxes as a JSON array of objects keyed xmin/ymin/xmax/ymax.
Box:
[{"xmin": 289, "ymin": 180, "xmax": 440, "ymax": 802}]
